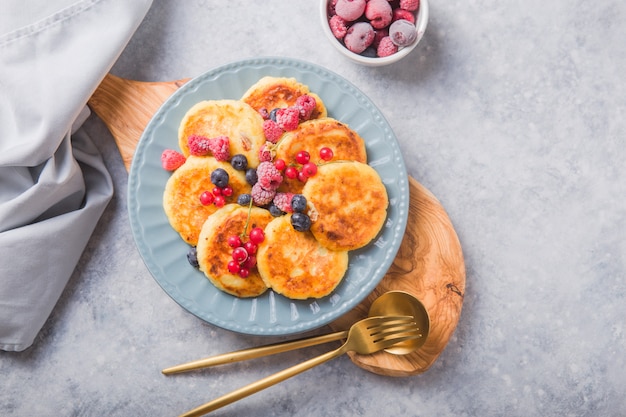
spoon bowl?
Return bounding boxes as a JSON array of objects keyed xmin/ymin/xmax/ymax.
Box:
[{"xmin": 368, "ymin": 291, "xmax": 429, "ymax": 354}]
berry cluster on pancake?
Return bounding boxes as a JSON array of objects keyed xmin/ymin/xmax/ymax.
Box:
[
  {"xmin": 160, "ymin": 76, "xmax": 389, "ymax": 300},
  {"xmin": 196, "ymin": 205, "xmax": 273, "ymax": 298},
  {"xmin": 178, "ymin": 99, "xmax": 265, "ymax": 167},
  {"xmin": 241, "ymin": 76, "xmax": 327, "ymax": 120},
  {"xmin": 274, "ymin": 118, "xmax": 367, "ymax": 194},
  {"xmin": 163, "ymin": 156, "xmax": 250, "ymax": 246}
]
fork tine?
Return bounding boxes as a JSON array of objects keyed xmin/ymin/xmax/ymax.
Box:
[
  {"xmin": 374, "ymin": 332, "xmax": 424, "ymax": 349},
  {"xmin": 364, "ymin": 315, "xmax": 415, "ymax": 329}
]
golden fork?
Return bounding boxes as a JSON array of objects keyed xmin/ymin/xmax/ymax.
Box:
[{"xmin": 178, "ymin": 315, "xmax": 422, "ymax": 417}]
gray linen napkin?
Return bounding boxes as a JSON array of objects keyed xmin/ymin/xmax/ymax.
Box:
[{"xmin": 0, "ymin": 0, "xmax": 153, "ymax": 352}]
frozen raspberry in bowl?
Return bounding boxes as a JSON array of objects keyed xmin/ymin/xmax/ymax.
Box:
[{"xmin": 319, "ymin": 0, "xmax": 429, "ymax": 66}]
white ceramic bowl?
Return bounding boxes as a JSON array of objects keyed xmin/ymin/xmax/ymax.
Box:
[{"xmin": 320, "ymin": 0, "xmax": 429, "ymax": 66}]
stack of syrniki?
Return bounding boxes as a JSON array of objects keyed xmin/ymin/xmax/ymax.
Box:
[{"xmin": 161, "ymin": 76, "xmax": 388, "ymax": 299}]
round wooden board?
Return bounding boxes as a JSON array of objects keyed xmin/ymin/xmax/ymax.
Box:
[
  {"xmin": 328, "ymin": 176, "xmax": 466, "ymax": 376},
  {"xmin": 88, "ymin": 74, "xmax": 466, "ymax": 378}
]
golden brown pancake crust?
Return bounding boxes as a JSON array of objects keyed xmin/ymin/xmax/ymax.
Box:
[
  {"xmin": 241, "ymin": 76, "xmax": 327, "ymax": 119},
  {"xmin": 197, "ymin": 205, "xmax": 273, "ymax": 298},
  {"xmin": 257, "ymin": 216, "xmax": 349, "ymax": 299},
  {"xmin": 302, "ymin": 161, "xmax": 388, "ymax": 251},
  {"xmin": 178, "ymin": 99, "xmax": 265, "ymax": 167},
  {"xmin": 163, "ymin": 156, "xmax": 250, "ymax": 246}
]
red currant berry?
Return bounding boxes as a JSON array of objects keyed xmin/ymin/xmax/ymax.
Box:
[
  {"xmin": 243, "ymin": 241, "xmax": 258, "ymax": 255},
  {"xmin": 295, "ymin": 150, "xmax": 310, "ymax": 165},
  {"xmin": 302, "ymin": 162, "xmax": 317, "ymax": 177},
  {"xmin": 297, "ymin": 170, "xmax": 308, "ymax": 182},
  {"xmin": 214, "ymin": 195, "xmax": 225, "ymax": 207},
  {"xmin": 242, "ymin": 254, "xmax": 257, "ymax": 269},
  {"xmin": 274, "ymin": 159, "xmax": 286, "ymax": 171},
  {"xmin": 222, "ymin": 186, "xmax": 233, "ymax": 197},
  {"xmin": 284, "ymin": 166, "xmax": 298, "ymax": 179},
  {"xmin": 249, "ymin": 227, "xmax": 265, "ymax": 244},
  {"xmin": 212, "ymin": 187, "xmax": 222, "ymax": 196},
  {"xmin": 238, "ymin": 267, "xmax": 250, "ymax": 278},
  {"xmin": 227, "ymin": 260, "xmax": 240, "ymax": 274},
  {"xmin": 200, "ymin": 191, "xmax": 215, "ymax": 205},
  {"xmin": 227, "ymin": 235, "xmax": 242, "ymax": 248},
  {"xmin": 232, "ymin": 247, "xmax": 248, "ymax": 263},
  {"xmin": 319, "ymin": 147, "xmax": 334, "ymax": 161}
]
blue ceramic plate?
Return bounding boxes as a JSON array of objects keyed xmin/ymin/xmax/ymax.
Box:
[{"xmin": 128, "ymin": 57, "xmax": 409, "ymax": 336}]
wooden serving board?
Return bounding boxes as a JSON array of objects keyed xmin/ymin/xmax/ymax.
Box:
[{"xmin": 88, "ymin": 74, "xmax": 466, "ymax": 377}]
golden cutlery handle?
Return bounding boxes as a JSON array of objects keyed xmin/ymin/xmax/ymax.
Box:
[
  {"xmin": 180, "ymin": 346, "xmax": 348, "ymax": 417},
  {"xmin": 162, "ymin": 330, "xmax": 349, "ymax": 374}
]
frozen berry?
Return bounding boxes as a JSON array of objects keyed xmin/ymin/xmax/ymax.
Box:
[
  {"xmin": 296, "ymin": 94, "xmax": 317, "ymax": 120},
  {"xmin": 263, "ymin": 119, "xmax": 284, "ymax": 143},
  {"xmin": 400, "ymin": 0, "xmax": 420, "ymax": 12},
  {"xmin": 295, "ymin": 150, "xmax": 310, "ymax": 165},
  {"xmin": 256, "ymin": 161, "xmax": 283, "ymax": 190},
  {"xmin": 275, "ymin": 107, "xmax": 300, "ymax": 131},
  {"xmin": 269, "ymin": 108, "xmax": 280, "ymax": 122},
  {"xmin": 291, "ymin": 194, "xmax": 307, "ymax": 213},
  {"xmin": 273, "ymin": 192, "xmax": 294, "ymax": 213},
  {"xmin": 245, "ymin": 168, "xmax": 258, "ymax": 185},
  {"xmin": 329, "ymin": 14, "xmax": 348, "ymax": 39},
  {"xmin": 210, "ymin": 168, "xmax": 229, "ymax": 188},
  {"xmin": 208, "ymin": 135, "xmax": 230, "ymax": 161},
  {"xmin": 187, "ymin": 247, "xmax": 199, "ymax": 268},
  {"xmin": 161, "ymin": 149, "xmax": 186, "ymax": 171},
  {"xmin": 268, "ymin": 203, "xmax": 284, "ymax": 217},
  {"xmin": 230, "ymin": 154, "xmax": 248, "ymax": 171},
  {"xmin": 237, "ymin": 193, "xmax": 252, "ymax": 206},
  {"xmin": 188, "ymin": 135, "xmax": 211, "ymax": 156},
  {"xmin": 258, "ymin": 143, "xmax": 272, "ymax": 162},
  {"xmin": 258, "ymin": 107, "xmax": 270, "ymax": 120},
  {"xmin": 251, "ymin": 182, "xmax": 275, "ymax": 206},
  {"xmin": 392, "ymin": 8, "xmax": 415, "ymax": 24},
  {"xmin": 291, "ymin": 212, "xmax": 312, "ymax": 232}
]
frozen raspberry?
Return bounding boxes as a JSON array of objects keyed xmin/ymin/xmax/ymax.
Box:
[
  {"xmin": 208, "ymin": 135, "xmax": 230, "ymax": 161},
  {"xmin": 296, "ymin": 95, "xmax": 317, "ymax": 120},
  {"xmin": 275, "ymin": 107, "xmax": 300, "ymax": 131},
  {"xmin": 400, "ymin": 0, "xmax": 420, "ymax": 12},
  {"xmin": 327, "ymin": 0, "xmax": 338, "ymax": 16},
  {"xmin": 392, "ymin": 8, "xmax": 415, "ymax": 24},
  {"xmin": 188, "ymin": 134, "xmax": 211, "ymax": 156},
  {"xmin": 329, "ymin": 15, "xmax": 348, "ymax": 39},
  {"xmin": 377, "ymin": 36, "xmax": 398, "ymax": 57},
  {"xmin": 251, "ymin": 182, "xmax": 276, "ymax": 206},
  {"xmin": 372, "ymin": 28, "xmax": 389, "ymax": 49},
  {"xmin": 263, "ymin": 119, "xmax": 284, "ymax": 143},
  {"xmin": 258, "ymin": 143, "xmax": 272, "ymax": 162},
  {"xmin": 273, "ymin": 192, "xmax": 295, "ymax": 213},
  {"xmin": 161, "ymin": 149, "xmax": 186, "ymax": 171},
  {"xmin": 256, "ymin": 161, "xmax": 283, "ymax": 190}
]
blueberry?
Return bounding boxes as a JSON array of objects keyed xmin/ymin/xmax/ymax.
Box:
[
  {"xmin": 245, "ymin": 168, "xmax": 258, "ymax": 186},
  {"xmin": 291, "ymin": 212, "xmax": 311, "ymax": 232},
  {"xmin": 237, "ymin": 193, "xmax": 252, "ymax": 206},
  {"xmin": 291, "ymin": 194, "xmax": 307, "ymax": 213},
  {"xmin": 268, "ymin": 203, "xmax": 284, "ymax": 217},
  {"xmin": 231, "ymin": 154, "xmax": 248, "ymax": 171},
  {"xmin": 187, "ymin": 247, "xmax": 199, "ymax": 268},
  {"xmin": 211, "ymin": 168, "xmax": 229, "ymax": 188},
  {"xmin": 269, "ymin": 108, "xmax": 280, "ymax": 122}
]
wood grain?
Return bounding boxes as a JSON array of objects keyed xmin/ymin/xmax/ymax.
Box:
[{"xmin": 88, "ymin": 73, "xmax": 466, "ymax": 377}]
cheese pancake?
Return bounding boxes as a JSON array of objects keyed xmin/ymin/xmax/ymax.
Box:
[
  {"xmin": 241, "ymin": 76, "xmax": 327, "ymax": 119},
  {"xmin": 197, "ymin": 205, "xmax": 273, "ymax": 298},
  {"xmin": 163, "ymin": 156, "xmax": 250, "ymax": 246},
  {"xmin": 178, "ymin": 99, "xmax": 265, "ymax": 167},
  {"xmin": 276, "ymin": 118, "xmax": 367, "ymax": 194},
  {"xmin": 302, "ymin": 162, "xmax": 388, "ymax": 251},
  {"xmin": 257, "ymin": 216, "xmax": 349, "ymax": 299}
]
